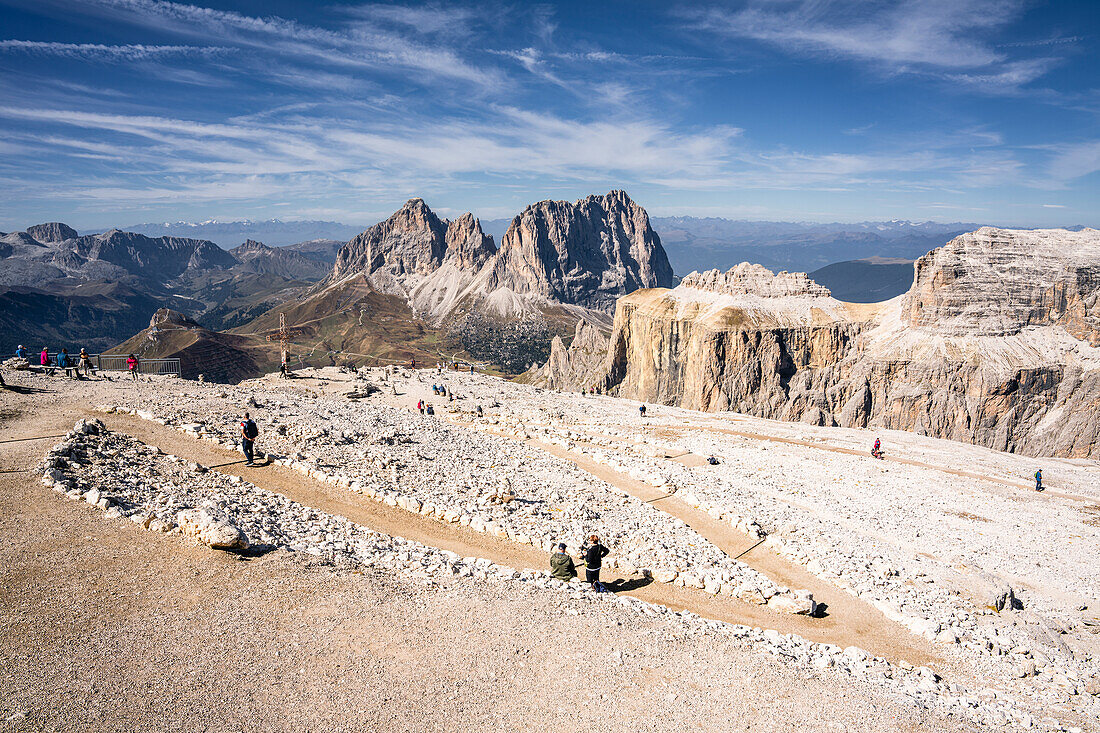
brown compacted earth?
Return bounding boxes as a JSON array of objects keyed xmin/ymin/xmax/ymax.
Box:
[{"xmin": 0, "ymin": 380, "xmax": 973, "ymax": 732}]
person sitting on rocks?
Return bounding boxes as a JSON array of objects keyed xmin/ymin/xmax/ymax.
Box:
[
  {"xmin": 240, "ymin": 412, "xmax": 259, "ymax": 466},
  {"xmin": 15, "ymin": 345, "xmax": 27, "ymax": 359},
  {"xmin": 707, "ymin": 455, "xmax": 720, "ymax": 465},
  {"xmin": 582, "ymin": 534, "xmax": 610, "ymax": 592},
  {"xmin": 871, "ymin": 438, "xmax": 884, "ymax": 459},
  {"xmin": 1035, "ymin": 468, "xmax": 1043, "ymax": 492},
  {"xmin": 475, "ymin": 405, "xmax": 483, "ymax": 418},
  {"xmin": 549, "ymin": 543, "xmax": 577, "ymax": 582}
]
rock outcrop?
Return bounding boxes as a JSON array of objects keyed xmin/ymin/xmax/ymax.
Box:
[
  {"xmin": 599, "ymin": 228, "xmax": 1100, "ymax": 458},
  {"xmin": 521, "ymin": 319, "xmax": 610, "ymax": 390},
  {"xmin": 487, "ymin": 190, "xmax": 674, "ymax": 310},
  {"xmin": 26, "ymin": 222, "xmax": 78, "ymax": 243}
]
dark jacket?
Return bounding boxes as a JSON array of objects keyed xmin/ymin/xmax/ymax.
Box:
[
  {"xmin": 241, "ymin": 419, "xmax": 258, "ymax": 440},
  {"xmin": 584, "ymin": 543, "xmax": 609, "ymax": 570},
  {"xmin": 549, "ymin": 552, "xmax": 576, "ymax": 581}
]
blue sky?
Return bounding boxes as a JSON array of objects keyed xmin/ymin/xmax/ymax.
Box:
[{"xmin": 0, "ymin": 0, "xmax": 1097, "ymax": 230}]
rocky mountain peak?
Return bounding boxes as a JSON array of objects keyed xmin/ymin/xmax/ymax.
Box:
[
  {"xmin": 681, "ymin": 263, "xmax": 832, "ymax": 298},
  {"xmin": 903, "ymin": 227, "xmax": 1100, "ymax": 339},
  {"xmin": 444, "ymin": 213, "xmax": 496, "ymax": 269},
  {"xmin": 332, "ymin": 198, "xmax": 448, "ymax": 280},
  {"xmin": 235, "ymin": 239, "xmax": 271, "ymax": 252},
  {"xmin": 487, "ymin": 190, "xmax": 674, "ymax": 311},
  {"xmin": 150, "ymin": 308, "xmax": 200, "ymax": 329},
  {"xmin": 27, "ymin": 222, "xmax": 78, "ymax": 242}
]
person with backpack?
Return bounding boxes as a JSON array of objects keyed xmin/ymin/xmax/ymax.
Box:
[
  {"xmin": 549, "ymin": 543, "xmax": 577, "ymax": 582},
  {"xmin": 240, "ymin": 412, "xmax": 259, "ymax": 466},
  {"xmin": 582, "ymin": 534, "xmax": 610, "ymax": 592},
  {"xmin": 871, "ymin": 438, "xmax": 884, "ymax": 459},
  {"xmin": 126, "ymin": 353, "xmax": 139, "ymax": 381},
  {"xmin": 639, "ymin": 404, "xmax": 647, "ymax": 418},
  {"xmin": 1035, "ymin": 469, "xmax": 1043, "ymax": 492}
]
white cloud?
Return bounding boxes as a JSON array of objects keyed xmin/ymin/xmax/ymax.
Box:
[
  {"xmin": 692, "ymin": 0, "xmax": 1058, "ymax": 93},
  {"xmin": 0, "ymin": 40, "xmax": 225, "ymax": 61},
  {"xmin": 76, "ymin": 0, "xmax": 506, "ymax": 92}
]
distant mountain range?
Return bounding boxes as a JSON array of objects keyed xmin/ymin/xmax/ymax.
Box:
[
  {"xmin": 101, "ymin": 216, "xmax": 1092, "ymax": 277},
  {"xmin": 106, "ymin": 219, "xmax": 365, "ymax": 248}
]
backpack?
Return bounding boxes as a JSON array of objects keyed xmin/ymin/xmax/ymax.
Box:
[{"xmin": 243, "ymin": 420, "xmax": 258, "ymax": 439}]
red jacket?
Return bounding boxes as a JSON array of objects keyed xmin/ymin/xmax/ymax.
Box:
[{"xmin": 127, "ymin": 357, "xmax": 137, "ymax": 370}]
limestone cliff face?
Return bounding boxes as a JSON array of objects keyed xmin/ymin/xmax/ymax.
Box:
[
  {"xmin": 487, "ymin": 190, "xmax": 674, "ymax": 311},
  {"xmin": 599, "ymin": 230, "xmax": 1100, "ymax": 458},
  {"xmin": 903, "ymin": 227, "xmax": 1100, "ymax": 340}
]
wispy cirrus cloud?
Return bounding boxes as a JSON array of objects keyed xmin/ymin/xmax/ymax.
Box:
[
  {"xmin": 0, "ymin": 39, "xmax": 226, "ymax": 60},
  {"xmin": 689, "ymin": 0, "xmax": 1063, "ymax": 94},
  {"xmin": 71, "ymin": 0, "xmax": 507, "ymax": 92}
]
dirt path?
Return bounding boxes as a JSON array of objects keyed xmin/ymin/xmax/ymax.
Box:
[{"xmin": 104, "ymin": 411, "xmax": 936, "ymax": 666}]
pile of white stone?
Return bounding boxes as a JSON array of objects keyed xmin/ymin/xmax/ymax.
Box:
[
  {"xmin": 37, "ymin": 418, "xmax": 1062, "ymax": 730},
  {"xmin": 99, "ymin": 391, "xmax": 817, "ymax": 614}
]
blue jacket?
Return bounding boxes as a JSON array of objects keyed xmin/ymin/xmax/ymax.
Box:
[
  {"xmin": 15, "ymin": 347, "xmax": 26, "ymax": 358},
  {"xmin": 57, "ymin": 352, "xmax": 69, "ymax": 367}
]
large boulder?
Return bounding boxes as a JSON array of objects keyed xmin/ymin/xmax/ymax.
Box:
[{"xmin": 176, "ymin": 504, "xmax": 249, "ymax": 550}]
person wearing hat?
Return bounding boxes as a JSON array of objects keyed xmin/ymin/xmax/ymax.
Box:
[
  {"xmin": 549, "ymin": 542, "xmax": 577, "ymax": 582},
  {"xmin": 582, "ymin": 535, "xmax": 610, "ymax": 592},
  {"xmin": 15, "ymin": 345, "xmax": 26, "ymax": 359}
]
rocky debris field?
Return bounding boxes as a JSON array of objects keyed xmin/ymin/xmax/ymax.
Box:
[
  {"xmin": 99, "ymin": 382, "xmax": 818, "ymax": 615},
  {"xmin": 27, "ymin": 414, "xmax": 1054, "ymax": 730},
  {"xmin": 7, "ymin": 366, "xmax": 1100, "ymax": 731}
]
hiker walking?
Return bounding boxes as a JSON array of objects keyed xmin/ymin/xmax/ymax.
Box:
[
  {"xmin": 126, "ymin": 353, "xmax": 139, "ymax": 381},
  {"xmin": 549, "ymin": 543, "xmax": 577, "ymax": 582},
  {"xmin": 582, "ymin": 534, "xmax": 610, "ymax": 592},
  {"xmin": 639, "ymin": 404, "xmax": 647, "ymax": 418},
  {"xmin": 241, "ymin": 412, "xmax": 259, "ymax": 466},
  {"xmin": 871, "ymin": 438, "xmax": 884, "ymax": 459},
  {"xmin": 1035, "ymin": 468, "xmax": 1043, "ymax": 492}
]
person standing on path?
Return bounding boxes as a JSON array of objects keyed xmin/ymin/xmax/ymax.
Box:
[
  {"xmin": 583, "ymin": 534, "xmax": 610, "ymax": 592},
  {"xmin": 549, "ymin": 543, "xmax": 577, "ymax": 582},
  {"xmin": 126, "ymin": 353, "xmax": 139, "ymax": 381},
  {"xmin": 241, "ymin": 412, "xmax": 259, "ymax": 466},
  {"xmin": 1035, "ymin": 469, "xmax": 1043, "ymax": 492},
  {"xmin": 639, "ymin": 404, "xmax": 646, "ymax": 418},
  {"xmin": 79, "ymin": 348, "xmax": 93, "ymax": 378}
]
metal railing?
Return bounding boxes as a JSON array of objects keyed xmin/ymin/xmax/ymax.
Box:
[{"xmin": 92, "ymin": 354, "xmax": 182, "ymax": 376}]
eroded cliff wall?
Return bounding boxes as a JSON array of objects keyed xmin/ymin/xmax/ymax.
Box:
[{"xmin": 599, "ymin": 229, "xmax": 1100, "ymax": 458}]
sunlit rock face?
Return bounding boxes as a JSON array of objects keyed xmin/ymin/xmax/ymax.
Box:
[{"xmin": 598, "ymin": 229, "xmax": 1100, "ymax": 458}]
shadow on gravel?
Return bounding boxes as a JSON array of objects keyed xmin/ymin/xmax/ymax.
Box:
[
  {"xmin": 814, "ymin": 602, "xmax": 829, "ymax": 619},
  {"xmin": 0, "ymin": 384, "xmax": 52, "ymax": 395},
  {"xmin": 228, "ymin": 543, "xmax": 279, "ymax": 560},
  {"xmin": 603, "ymin": 576, "xmax": 654, "ymax": 593}
]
